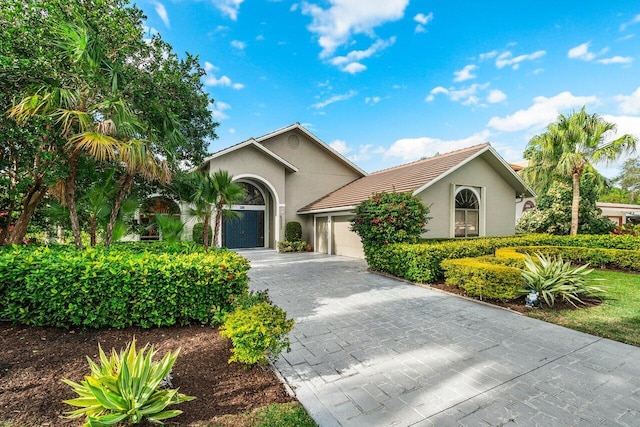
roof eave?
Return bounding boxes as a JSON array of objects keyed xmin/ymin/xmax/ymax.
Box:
[{"xmin": 297, "ymin": 206, "xmax": 356, "ymax": 215}]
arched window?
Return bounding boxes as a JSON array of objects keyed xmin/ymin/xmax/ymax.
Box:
[
  {"xmin": 522, "ymin": 200, "xmax": 535, "ymax": 213},
  {"xmin": 237, "ymin": 182, "xmax": 265, "ymax": 205},
  {"xmin": 455, "ymin": 188, "xmax": 480, "ymax": 237}
]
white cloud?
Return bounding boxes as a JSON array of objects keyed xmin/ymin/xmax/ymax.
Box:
[
  {"xmin": 533, "ymin": 68, "xmax": 544, "ymax": 75},
  {"xmin": 209, "ymin": 101, "xmax": 231, "ymax": 120},
  {"xmin": 329, "ymin": 139, "xmax": 351, "ymax": 154},
  {"xmin": 487, "ymin": 89, "xmax": 507, "ymax": 103},
  {"xmin": 598, "ymin": 56, "xmax": 633, "ymax": 65},
  {"xmin": 620, "ymin": 14, "xmax": 640, "ymax": 32},
  {"xmin": 203, "ymin": 62, "xmax": 244, "ymax": 89},
  {"xmin": 330, "ymin": 37, "xmax": 395, "ymax": 72},
  {"xmin": 384, "ymin": 130, "xmax": 492, "ymax": 162},
  {"xmin": 256, "ymin": 34, "xmax": 265, "ymax": 41},
  {"xmin": 413, "ymin": 12, "xmax": 433, "ymax": 33},
  {"xmin": 487, "ymin": 91, "xmax": 598, "ymax": 132},
  {"xmin": 479, "ymin": 50, "xmax": 498, "ymax": 61},
  {"xmin": 425, "ymin": 83, "xmax": 489, "ymax": 105},
  {"xmin": 311, "ymin": 90, "xmax": 357, "ymax": 109},
  {"xmin": 495, "ymin": 50, "xmax": 546, "ymax": 69},
  {"xmin": 229, "ymin": 128, "xmax": 236, "ymax": 134},
  {"xmin": 212, "ymin": 0, "xmax": 244, "ymax": 21},
  {"xmin": 615, "ymin": 86, "xmax": 640, "ymax": 114},
  {"xmin": 453, "ymin": 64, "xmax": 477, "ymax": 82},
  {"xmin": 365, "ymin": 96, "xmax": 381, "ymax": 105},
  {"xmin": 152, "ymin": 1, "xmax": 170, "ymax": 28},
  {"xmin": 342, "ymin": 62, "xmax": 367, "ymax": 74},
  {"xmin": 300, "ymin": 0, "xmax": 408, "ymax": 58},
  {"xmin": 567, "ymin": 42, "xmax": 596, "ymax": 61},
  {"xmin": 231, "ymin": 40, "xmax": 246, "ymax": 50}
]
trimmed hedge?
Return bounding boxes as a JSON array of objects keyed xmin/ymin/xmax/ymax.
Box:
[
  {"xmin": 441, "ymin": 258, "xmax": 522, "ymax": 300},
  {"xmin": 368, "ymin": 234, "xmax": 640, "ymax": 283},
  {"xmin": 0, "ymin": 244, "xmax": 249, "ymax": 328},
  {"xmin": 498, "ymin": 246, "xmax": 640, "ymax": 272}
]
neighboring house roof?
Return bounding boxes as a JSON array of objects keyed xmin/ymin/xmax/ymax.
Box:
[
  {"xmin": 597, "ymin": 202, "xmax": 640, "ymax": 210},
  {"xmin": 202, "ymin": 138, "xmax": 299, "ymax": 173},
  {"xmin": 299, "ymin": 143, "xmax": 535, "ymax": 214}
]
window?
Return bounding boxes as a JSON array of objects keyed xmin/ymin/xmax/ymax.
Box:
[
  {"xmin": 522, "ymin": 200, "xmax": 535, "ymax": 213},
  {"xmin": 238, "ymin": 182, "xmax": 265, "ymax": 205},
  {"xmin": 455, "ymin": 188, "xmax": 480, "ymax": 237},
  {"xmin": 139, "ymin": 197, "xmax": 180, "ymax": 241}
]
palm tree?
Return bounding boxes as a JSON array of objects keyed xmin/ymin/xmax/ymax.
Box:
[
  {"xmin": 210, "ymin": 170, "xmax": 245, "ymax": 247},
  {"xmin": 523, "ymin": 107, "xmax": 637, "ymax": 235}
]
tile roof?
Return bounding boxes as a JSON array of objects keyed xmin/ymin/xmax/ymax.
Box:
[{"xmin": 299, "ymin": 143, "xmax": 491, "ymax": 213}]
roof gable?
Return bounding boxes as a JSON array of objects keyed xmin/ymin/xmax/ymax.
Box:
[{"xmin": 202, "ymin": 138, "xmax": 299, "ymax": 173}]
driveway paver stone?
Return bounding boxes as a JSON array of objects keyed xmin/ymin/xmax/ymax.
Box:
[{"xmin": 240, "ymin": 250, "xmax": 640, "ymax": 427}]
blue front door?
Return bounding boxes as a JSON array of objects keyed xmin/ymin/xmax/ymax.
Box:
[{"xmin": 224, "ymin": 210, "xmax": 264, "ymax": 248}]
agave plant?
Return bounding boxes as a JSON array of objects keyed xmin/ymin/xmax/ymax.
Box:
[
  {"xmin": 519, "ymin": 252, "xmax": 606, "ymax": 307},
  {"xmin": 62, "ymin": 339, "xmax": 194, "ymax": 426}
]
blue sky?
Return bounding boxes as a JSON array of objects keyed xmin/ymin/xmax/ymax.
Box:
[{"xmin": 136, "ymin": 0, "xmax": 640, "ymax": 177}]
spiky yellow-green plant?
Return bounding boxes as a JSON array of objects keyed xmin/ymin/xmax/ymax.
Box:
[{"xmin": 62, "ymin": 339, "xmax": 194, "ymax": 426}]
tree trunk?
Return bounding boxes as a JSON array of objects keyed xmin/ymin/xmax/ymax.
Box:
[
  {"xmin": 8, "ymin": 180, "xmax": 47, "ymax": 245},
  {"xmin": 105, "ymin": 173, "xmax": 134, "ymax": 247},
  {"xmin": 570, "ymin": 172, "xmax": 581, "ymax": 236},
  {"xmin": 65, "ymin": 151, "xmax": 83, "ymax": 249},
  {"xmin": 203, "ymin": 214, "xmax": 210, "ymax": 250},
  {"xmin": 213, "ymin": 203, "xmax": 222, "ymax": 248},
  {"xmin": 0, "ymin": 201, "xmax": 14, "ymax": 244},
  {"xmin": 89, "ymin": 216, "xmax": 97, "ymax": 246}
]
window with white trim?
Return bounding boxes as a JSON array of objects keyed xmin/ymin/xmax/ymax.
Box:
[{"xmin": 454, "ymin": 187, "xmax": 480, "ymax": 237}]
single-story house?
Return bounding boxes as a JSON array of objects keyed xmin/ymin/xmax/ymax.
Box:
[{"xmin": 190, "ymin": 123, "xmax": 534, "ymax": 258}]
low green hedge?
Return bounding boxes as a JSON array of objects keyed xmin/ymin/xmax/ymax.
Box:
[
  {"xmin": 0, "ymin": 244, "xmax": 249, "ymax": 328},
  {"xmin": 441, "ymin": 258, "xmax": 522, "ymax": 300},
  {"xmin": 499, "ymin": 246, "xmax": 640, "ymax": 272},
  {"xmin": 368, "ymin": 234, "xmax": 640, "ymax": 283}
]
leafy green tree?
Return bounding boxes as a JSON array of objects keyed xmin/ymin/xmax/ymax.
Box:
[
  {"xmin": 614, "ymin": 157, "xmax": 640, "ymax": 203},
  {"xmin": 211, "ymin": 170, "xmax": 245, "ymax": 247},
  {"xmin": 351, "ymin": 191, "xmax": 431, "ymax": 260},
  {"xmin": 516, "ymin": 179, "xmax": 615, "ymax": 235},
  {"xmin": 523, "ymin": 106, "xmax": 637, "ymax": 235}
]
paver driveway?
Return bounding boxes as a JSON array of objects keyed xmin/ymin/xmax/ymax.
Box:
[{"xmin": 241, "ymin": 250, "xmax": 640, "ymax": 427}]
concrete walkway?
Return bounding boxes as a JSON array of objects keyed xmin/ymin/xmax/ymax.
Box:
[{"xmin": 240, "ymin": 250, "xmax": 640, "ymax": 427}]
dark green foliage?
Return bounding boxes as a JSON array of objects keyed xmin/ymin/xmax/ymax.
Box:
[
  {"xmin": 220, "ymin": 302, "xmax": 294, "ymax": 366},
  {"xmin": 367, "ymin": 234, "xmax": 640, "ymax": 283},
  {"xmin": 351, "ymin": 191, "xmax": 430, "ymax": 260},
  {"xmin": 517, "ymin": 180, "xmax": 615, "ymax": 235},
  {"xmin": 192, "ymin": 222, "xmax": 212, "ymax": 245},
  {"xmin": 0, "ymin": 244, "xmax": 249, "ymax": 328},
  {"xmin": 509, "ymin": 246, "xmax": 640, "ymax": 272},
  {"xmin": 441, "ymin": 258, "xmax": 522, "ymax": 300},
  {"xmin": 285, "ymin": 222, "xmax": 302, "ymax": 242}
]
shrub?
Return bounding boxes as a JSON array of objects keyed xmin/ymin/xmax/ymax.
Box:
[
  {"xmin": 441, "ymin": 258, "xmax": 522, "ymax": 300},
  {"xmin": 367, "ymin": 234, "xmax": 640, "ymax": 283},
  {"xmin": 285, "ymin": 221, "xmax": 302, "ymax": 242},
  {"xmin": 519, "ymin": 253, "xmax": 606, "ymax": 307},
  {"xmin": 220, "ymin": 302, "xmax": 294, "ymax": 365},
  {"xmin": 504, "ymin": 246, "xmax": 640, "ymax": 272},
  {"xmin": 277, "ymin": 240, "xmax": 308, "ymax": 252},
  {"xmin": 0, "ymin": 244, "xmax": 249, "ymax": 328},
  {"xmin": 351, "ymin": 191, "xmax": 431, "ymax": 260},
  {"xmin": 62, "ymin": 339, "xmax": 194, "ymax": 425},
  {"xmin": 192, "ymin": 222, "xmax": 212, "ymax": 245}
]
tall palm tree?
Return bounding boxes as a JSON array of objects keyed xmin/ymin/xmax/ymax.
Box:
[
  {"xmin": 211, "ymin": 170, "xmax": 245, "ymax": 247},
  {"xmin": 523, "ymin": 107, "xmax": 637, "ymax": 235}
]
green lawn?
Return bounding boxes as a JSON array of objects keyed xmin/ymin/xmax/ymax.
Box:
[{"xmin": 527, "ymin": 270, "xmax": 640, "ymax": 346}]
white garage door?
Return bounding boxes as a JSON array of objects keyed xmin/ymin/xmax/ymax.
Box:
[{"xmin": 332, "ymin": 217, "xmax": 365, "ymax": 259}]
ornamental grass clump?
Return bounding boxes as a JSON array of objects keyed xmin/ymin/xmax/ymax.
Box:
[
  {"xmin": 519, "ymin": 253, "xmax": 606, "ymax": 307},
  {"xmin": 62, "ymin": 339, "xmax": 194, "ymax": 426}
]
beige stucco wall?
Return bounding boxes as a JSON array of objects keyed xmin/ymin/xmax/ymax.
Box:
[
  {"xmin": 260, "ymin": 130, "xmax": 363, "ymax": 243},
  {"xmin": 420, "ymin": 156, "xmax": 517, "ymax": 238}
]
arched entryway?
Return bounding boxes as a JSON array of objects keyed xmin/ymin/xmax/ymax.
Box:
[
  {"xmin": 139, "ymin": 196, "xmax": 180, "ymax": 241},
  {"xmin": 223, "ymin": 181, "xmax": 267, "ymax": 249}
]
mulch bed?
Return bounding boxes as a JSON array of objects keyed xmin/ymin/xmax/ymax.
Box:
[{"xmin": 0, "ymin": 323, "xmax": 294, "ymax": 426}]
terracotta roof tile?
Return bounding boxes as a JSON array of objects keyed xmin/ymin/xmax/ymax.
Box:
[{"xmin": 299, "ymin": 143, "xmax": 490, "ymax": 212}]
